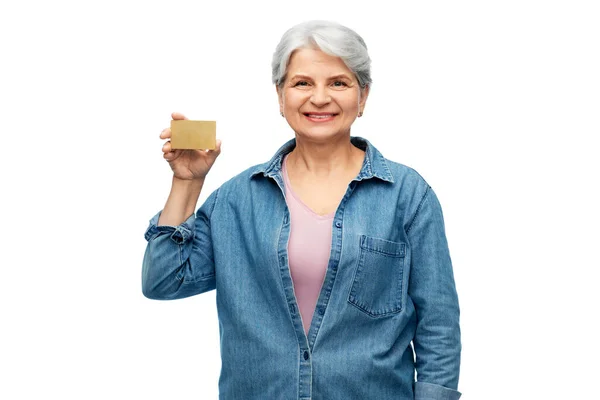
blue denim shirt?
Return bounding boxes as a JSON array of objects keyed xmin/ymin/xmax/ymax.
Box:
[{"xmin": 142, "ymin": 137, "xmax": 461, "ymax": 400}]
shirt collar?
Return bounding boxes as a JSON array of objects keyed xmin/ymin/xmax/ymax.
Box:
[{"xmin": 250, "ymin": 136, "xmax": 394, "ymax": 183}]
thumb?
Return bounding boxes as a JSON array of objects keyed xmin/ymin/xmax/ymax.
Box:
[{"xmin": 171, "ymin": 112, "xmax": 188, "ymax": 120}]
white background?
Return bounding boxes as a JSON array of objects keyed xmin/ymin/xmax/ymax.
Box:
[{"xmin": 1, "ymin": 0, "xmax": 599, "ymax": 399}]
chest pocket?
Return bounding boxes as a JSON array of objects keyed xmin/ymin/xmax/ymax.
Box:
[{"xmin": 348, "ymin": 235, "xmax": 406, "ymax": 317}]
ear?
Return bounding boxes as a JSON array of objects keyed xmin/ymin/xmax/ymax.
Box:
[
  {"xmin": 276, "ymin": 85, "xmax": 284, "ymax": 114},
  {"xmin": 359, "ymin": 85, "xmax": 370, "ymax": 114}
]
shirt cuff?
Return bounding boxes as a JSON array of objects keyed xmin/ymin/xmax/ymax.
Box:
[
  {"xmin": 414, "ymin": 382, "xmax": 461, "ymax": 400},
  {"xmin": 144, "ymin": 211, "xmax": 196, "ymax": 244}
]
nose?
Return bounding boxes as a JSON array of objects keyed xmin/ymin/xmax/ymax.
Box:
[{"xmin": 310, "ymin": 85, "xmax": 331, "ymax": 106}]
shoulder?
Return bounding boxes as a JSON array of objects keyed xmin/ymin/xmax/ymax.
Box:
[
  {"xmin": 209, "ymin": 160, "xmax": 273, "ymax": 200},
  {"xmin": 378, "ymin": 156, "xmax": 435, "ymax": 221},
  {"xmin": 216, "ymin": 138, "xmax": 294, "ymax": 196},
  {"xmin": 386, "ymin": 159, "xmax": 430, "ymax": 192},
  {"xmin": 357, "ymin": 136, "xmax": 430, "ymax": 194},
  {"xmin": 198, "ymin": 161, "xmax": 271, "ymax": 217}
]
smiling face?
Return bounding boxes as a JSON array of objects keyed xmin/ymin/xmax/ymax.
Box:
[{"xmin": 277, "ymin": 48, "xmax": 369, "ymax": 142}]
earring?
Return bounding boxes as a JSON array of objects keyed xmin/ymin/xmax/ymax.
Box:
[
  {"xmin": 358, "ymin": 111, "xmax": 363, "ymax": 118},
  {"xmin": 280, "ymin": 111, "xmax": 284, "ymax": 117}
]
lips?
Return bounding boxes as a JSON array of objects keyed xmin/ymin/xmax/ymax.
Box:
[
  {"xmin": 304, "ymin": 112, "xmax": 338, "ymax": 120},
  {"xmin": 308, "ymin": 115, "xmax": 333, "ymax": 119}
]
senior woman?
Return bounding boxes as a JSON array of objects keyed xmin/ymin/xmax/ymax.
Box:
[{"xmin": 142, "ymin": 20, "xmax": 461, "ymax": 400}]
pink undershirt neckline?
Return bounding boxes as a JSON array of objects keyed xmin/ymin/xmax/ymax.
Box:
[
  {"xmin": 283, "ymin": 155, "xmax": 336, "ymax": 220},
  {"xmin": 282, "ymin": 154, "xmax": 334, "ymax": 335}
]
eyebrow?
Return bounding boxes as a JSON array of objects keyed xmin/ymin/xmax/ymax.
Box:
[
  {"xmin": 328, "ymin": 74, "xmax": 353, "ymax": 81},
  {"xmin": 289, "ymin": 74, "xmax": 353, "ymax": 81}
]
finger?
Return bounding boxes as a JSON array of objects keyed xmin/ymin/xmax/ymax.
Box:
[
  {"xmin": 163, "ymin": 149, "xmax": 180, "ymax": 162},
  {"xmin": 207, "ymin": 139, "xmax": 222, "ymax": 156},
  {"xmin": 159, "ymin": 128, "xmax": 171, "ymax": 139},
  {"xmin": 162, "ymin": 140, "xmax": 173, "ymax": 154},
  {"xmin": 171, "ymin": 112, "xmax": 188, "ymax": 121}
]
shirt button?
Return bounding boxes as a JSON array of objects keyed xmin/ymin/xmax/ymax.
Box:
[
  {"xmin": 318, "ymin": 307, "xmax": 325, "ymax": 315},
  {"xmin": 335, "ymin": 221, "xmax": 342, "ymax": 228},
  {"xmin": 303, "ymin": 351, "xmax": 309, "ymax": 360}
]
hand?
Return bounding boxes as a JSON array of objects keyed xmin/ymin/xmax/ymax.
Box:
[{"xmin": 160, "ymin": 112, "xmax": 222, "ymax": 181}]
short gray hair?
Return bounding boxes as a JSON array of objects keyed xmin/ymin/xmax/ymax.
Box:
[{"xmin": 272, "ymin": 20, "xmax": 372, "ymax": 89}]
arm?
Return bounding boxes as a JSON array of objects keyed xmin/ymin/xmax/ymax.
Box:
[
  {"xmin": 158, "ymin": 176, "xmax": 204, "ymax": 227},
  {"xmin": 143, "ymin": 111, "xmax": 223, "ymax": 300},
  {"xmin": 141, "ymin": 184, "xmax": 219, "ymax": 300},
  {"xmin": 407, "ymin": 187, "xmax": 462, "ymax": 400}
]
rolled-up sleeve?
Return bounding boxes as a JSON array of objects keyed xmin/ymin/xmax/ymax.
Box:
[
  {"xmin": 414, "ymin": 382, "xmax": 461, "ymax": 400},
  {"xmin": 408, "ymin": 187, "xmax": 461, "ymax": 399},
  {"xmin": 141, "ymin": 188, "xmax": 219, "ymax": 300}
]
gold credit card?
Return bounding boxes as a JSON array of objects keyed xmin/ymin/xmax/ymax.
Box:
[{"xmin": 170, "ymin": 120, "xmax": 216, "ymax": 150}]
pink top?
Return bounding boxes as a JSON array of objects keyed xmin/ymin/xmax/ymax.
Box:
[{"xmin": 282, "ymin": 155, "xmax": 334, "ymax": 335}]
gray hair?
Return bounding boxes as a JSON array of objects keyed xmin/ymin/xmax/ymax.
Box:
[{"xmin": 272, "ymin": 20, "xmax": 372, "ymax": 89}]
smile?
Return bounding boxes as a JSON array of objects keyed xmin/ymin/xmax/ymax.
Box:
[{"xmin": 304, "ymin": 113, "xmax": 337, "ymax": 122}]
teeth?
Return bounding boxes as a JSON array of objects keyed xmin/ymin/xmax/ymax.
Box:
[{"xmin": 308, "ymin": 114, "xmax": 333, "ymax": 118}]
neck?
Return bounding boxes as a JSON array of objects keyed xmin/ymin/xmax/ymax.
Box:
[{"xmin": 287, "ymin": 134, "xmax": 364, "ymax": 179}]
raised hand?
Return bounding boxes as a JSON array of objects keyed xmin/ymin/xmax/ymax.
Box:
[{"xmin": 160, "ymin": 112, "xmax": 222, "ymax": 181}]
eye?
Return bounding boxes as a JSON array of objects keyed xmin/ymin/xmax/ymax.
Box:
[
  {"xmin": 332, "ymin": 81, "xmax": 348, "ymax": 87},
  {"xmin": 294, "ymin": 80, "xmax": 309, "ymax": 87}
]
